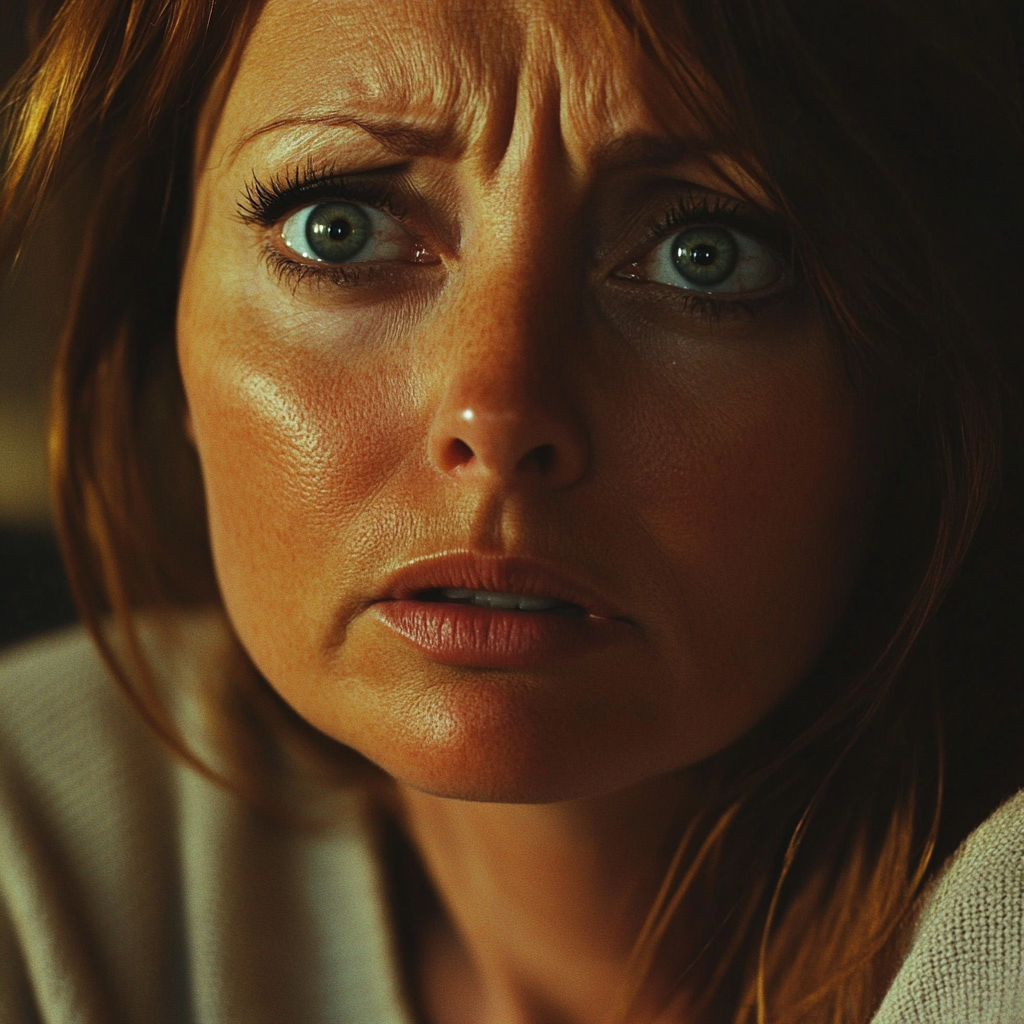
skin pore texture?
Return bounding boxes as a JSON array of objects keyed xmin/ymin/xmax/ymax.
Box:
[{"xmin": 176, "ymin": 1, "xmax": 875, "ymax": 1020}]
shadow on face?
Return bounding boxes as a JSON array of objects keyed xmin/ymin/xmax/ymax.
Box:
[{"xmin": 177, "ymin": 0, "xmax": 875, "ymax": 803}]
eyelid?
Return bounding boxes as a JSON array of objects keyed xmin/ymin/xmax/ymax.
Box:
[
  {"xmin": 637, "ymin": 225, "xmax": 788, "ymax": 296},
  {"xmin": 599, "ymin": 189, "xmax": 794, "ymax": 313},
  {"xmin": 649, "ymin": 193, "xmax": 787, "ymax": 256},
  {"xmin": 238, "ymin": 162, "xmax": 413, "ymax": 227}
]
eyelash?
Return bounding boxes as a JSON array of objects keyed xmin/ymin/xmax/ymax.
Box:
[
  {"xmin": 629, "ymin": 192, "xmax": 793, "ymax": 320},
  {"xmin": 239, "ymin": 160, "xmax": 409, "ymax": 226},
  {"xmin": 239, "ymin": 161, "xmax": 413, "ymax": 290},
  {"xmin": 238, "ymin": 164, "xmax": 793, "ymax": 311}
]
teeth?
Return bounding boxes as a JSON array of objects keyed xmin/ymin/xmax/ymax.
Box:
[{"xmin": 439, "ymin": 588, "xmax": 564, "ymax": 612}]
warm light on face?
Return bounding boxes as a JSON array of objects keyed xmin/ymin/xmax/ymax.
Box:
[{"xmin": 177, "ymin": 0, "xmax": 874, "ymax": 802}]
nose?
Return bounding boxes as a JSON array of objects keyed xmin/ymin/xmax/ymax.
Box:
[{"xmin": 425, "ymin": 277, "xmax": 589, "ymax": 491}]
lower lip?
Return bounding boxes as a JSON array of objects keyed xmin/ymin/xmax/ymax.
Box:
[{"xmin": 372, "ymin": 600, "xmax": 625, "ymax": 669}]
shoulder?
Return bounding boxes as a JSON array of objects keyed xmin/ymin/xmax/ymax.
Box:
[
  {"xmin": 872, "ymin": 790, "xmax": 1024, "ymax": 1023},
  {"xmin": 0, "ymin": 623, "xmax": 145, "ymax": 789},
  {"xmin": 0, "ymin": 623, "xmax": 181, "ymax": 1020},
  {"xmin": 0, "ymin": 611, "xmax": 231, "ymax": 785},
  {"xmin": 0, "ymin": 617, "xmax": 411, "ymax": 1023},
  {"xmin": 0, "ymin": 612, "xmax": 238, "ymax": 896},
  {"xmin": 0, "ymin": 621, "xmax": 112, "ymax": 713}
]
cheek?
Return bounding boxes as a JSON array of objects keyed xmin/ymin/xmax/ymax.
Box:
[
  {"xmin": 177, "ymin": 280, "xmax": 426, "ymax": 683},
  {"xmin": 177, "ymin": 233, "xmax": 874, "ymax": 797},
  {"xmin": 616, "ymin": 332, "xmax": 871, "ymax": 694},
  {"xmin": 643, "ymin": 370, "xmax": 861, "ymax": 559}
]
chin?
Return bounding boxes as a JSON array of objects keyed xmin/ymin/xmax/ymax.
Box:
[{"xmin": 318, "ymin": 666, "xmax": 694, "ymax": 804}]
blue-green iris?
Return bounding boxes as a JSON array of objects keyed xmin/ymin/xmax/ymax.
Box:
[
  {"xmin": 305, "ymin": 202, "xmax": 371, "ymax": 262},
  {"xmin": 671, "ymin": 226, "xmax": 738, "ymax": 287}
]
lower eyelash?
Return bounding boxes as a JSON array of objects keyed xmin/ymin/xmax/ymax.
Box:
[
  {"xmin": 670, "ymin": 292, "xmax": 757, "ymax": 323},
  {"xmin": 262, "ymin": 247, "xmax": 380, "ymax": 293},
  {"xmin": 620, "ymin": 277, "xmax": 795, "ymax": 324}
]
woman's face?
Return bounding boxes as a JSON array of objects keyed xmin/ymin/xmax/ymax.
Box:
[{"xmin": 178, "ymin": 0, "xmax": 873, "ymax": 802}]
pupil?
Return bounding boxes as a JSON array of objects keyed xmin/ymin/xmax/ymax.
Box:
[
  {"xmin": 327, "ymin": 219, "xmax": 353, "ymax": 241},
  {"xmin": 690, "ymin": 245, "xmax": 717, "ymax": 266}
]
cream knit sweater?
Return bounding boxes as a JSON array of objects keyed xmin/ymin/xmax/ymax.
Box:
[{"xmin": 0, "ymin": 619, "xmax": 1021, "ymax": 1023}]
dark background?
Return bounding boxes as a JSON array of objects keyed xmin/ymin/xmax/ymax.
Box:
[{"xmin": 1, "ymin": 0, "xmax": 79, "ymax": 650}]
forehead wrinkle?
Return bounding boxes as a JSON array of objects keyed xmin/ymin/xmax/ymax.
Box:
[
  {"xmin": 461, "ymin": 4, "xmax": 629, "ymax": 184},
  {"xmin": 475, "ymin": 3, "xmax": 695, "ymax": 184},
  {"xmin": 313, "ymin": 0, "xmax": 513, "ymax": 154},
  {"xmin": 218, "ymin": 0, "xmax": 487, "ymax": 169},
  {"xmin": 213, "ymin": 0, "xmax": 723, "ymax": 197}
]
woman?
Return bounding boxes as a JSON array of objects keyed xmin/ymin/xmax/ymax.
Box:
[{"xmin": 1, "ymin": 0, "xmax": 1022, "ymax": 1020}]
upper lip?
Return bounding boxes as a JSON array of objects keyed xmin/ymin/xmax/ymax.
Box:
[{"xmin": 375, "ymin": 551, "xmax": 628, "ymax": 620}]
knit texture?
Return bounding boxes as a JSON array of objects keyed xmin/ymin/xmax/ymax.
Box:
[
  {"xmin": 870, "ymin": 790, "xmax": 1024, "ymax": 1023},
  {"xmin": 1, "ymin": 620, "xmax": 1022, "ymax": 1023}
]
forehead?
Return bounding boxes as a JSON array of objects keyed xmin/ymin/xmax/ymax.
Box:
[{"xmin": 210, "ymin": 0, "xmax": 704, "ymax": 176}]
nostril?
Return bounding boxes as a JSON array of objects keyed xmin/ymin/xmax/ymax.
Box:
[
  {"xmin": 429, "ymin": 408, "xmax": 587, "ymax": 486},
  {"xmin": 520, "ymin": 443, "xmax": 556, "ymax": 475},
  {"xmin": 447, "ymin": 438, "xmax": 474, "ymax": 467}
]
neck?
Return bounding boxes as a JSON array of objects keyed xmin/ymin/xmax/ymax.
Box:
[{"xmin": 396, "ymin": 771, "xmax": 708, "ymax": 1024}]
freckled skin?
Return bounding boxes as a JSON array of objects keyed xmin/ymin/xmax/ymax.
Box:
[{"xmin": 177, "ymin": 0, "xmax": 873, "ymax": 803}]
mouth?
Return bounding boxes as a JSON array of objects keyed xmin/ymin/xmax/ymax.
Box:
[
  {"xmin": 414, "ymin": 587, "xmax": 588, "ymax": 617},
  {"xmin": 369, "ymin": 553, "xmax": 631, "ymax": 668},
  {"xmin": 376, "ymin": 552, "xmax": 625, "ymax": 620}
]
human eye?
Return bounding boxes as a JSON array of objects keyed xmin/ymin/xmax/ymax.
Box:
[
  {"xmin": 615, "ymin": 193, "xmax": 791, "ymax": 307},
  {"xmin": 238, "ymin": 163, "xmax": 436, "ymax": 289},
  {"xmin": 279, "ymin": 201, "xmax": 409, "ymax": 264},
  {"xmin": 640, "ymin": 223, "xmax": 785, "ymax": 295}
]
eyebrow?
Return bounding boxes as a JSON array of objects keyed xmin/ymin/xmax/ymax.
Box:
[
  {"xmin": 592, "ymin": 133, "xmax": 715, "ymax": 173},
  {"xmin": 230, "ymin": 115, "xmax": 723, "ymax": 183},
  {"xmin": 230, "ymin": 113, "xmax": 456, "ymax": 164}
]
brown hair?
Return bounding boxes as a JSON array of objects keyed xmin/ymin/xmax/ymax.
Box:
[{"xmin": 2, "ymin": 0, "xmax": 1023, "ymax": 1020}]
